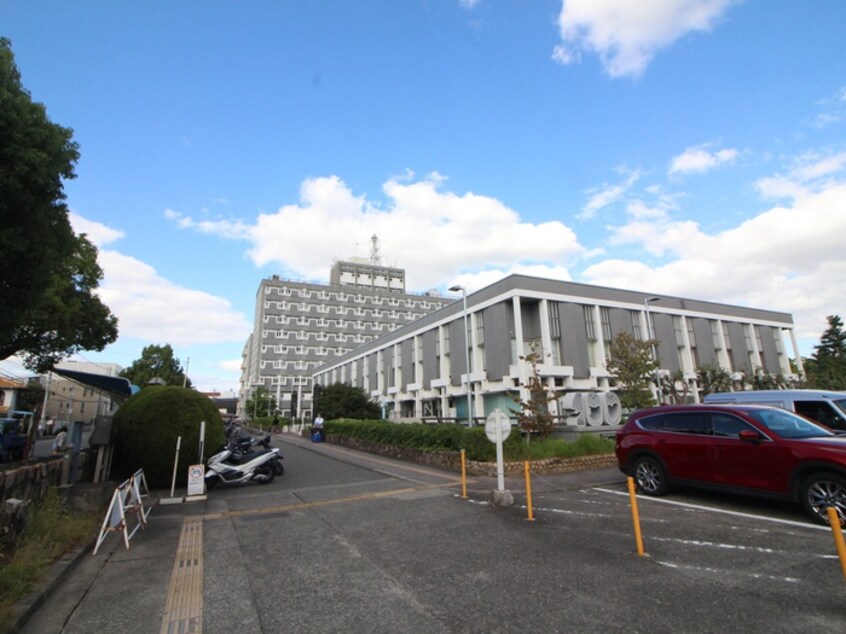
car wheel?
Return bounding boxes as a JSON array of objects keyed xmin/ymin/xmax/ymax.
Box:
[
  {"xmin": 633, "ymin": 455, "xmax": 668, "ymax": 496},
  {"xmin": 801, "ymin": 472, "xmax": 846, "ymax": 526}
]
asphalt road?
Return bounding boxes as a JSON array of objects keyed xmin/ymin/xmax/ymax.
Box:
[{"xmin": 21, "ymin": 432, "xmax": 846, "ymax": 633}]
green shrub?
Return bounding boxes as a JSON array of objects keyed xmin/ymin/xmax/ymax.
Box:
[
  {"xmin": 112, "ymin": 386, "xmax": 225, "ymax": 488},
  {"xmin": 324, "ymin": 419, "xmax": 615, "ymax": 462},
  {"xmin": 325, "ymin": 419, "xmax": 524, "ymax": 461}
]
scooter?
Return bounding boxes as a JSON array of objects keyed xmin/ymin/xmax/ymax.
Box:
[{"xmin": 205, "ymin": 434, "xmax": 284, "ymax": 488}]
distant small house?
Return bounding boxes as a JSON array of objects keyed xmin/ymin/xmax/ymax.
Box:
[{"xmin": 0, "ymin": 377, "xmax": 26, "ymax": 416}]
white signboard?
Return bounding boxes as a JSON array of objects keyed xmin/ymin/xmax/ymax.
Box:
[
  {"xmin": 485, "ymin": 409, "xmax": 511, "ymax": 493},
  {"xmin": 485, "ymin": 409, "xmax": 512, "ymax": 443},
  {"xmin": 187, "ymin": 464, "xmax": 205, "ymax": 497}
]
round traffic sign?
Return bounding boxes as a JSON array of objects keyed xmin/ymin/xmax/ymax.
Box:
[{"xmin": 485, "ymin": 409, "xmax": 512, "ymax": 443}]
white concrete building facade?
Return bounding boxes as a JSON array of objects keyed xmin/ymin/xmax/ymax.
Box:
[{"xmin": 313, "ymin": 275, "xmax": 799, "ymax": 427}]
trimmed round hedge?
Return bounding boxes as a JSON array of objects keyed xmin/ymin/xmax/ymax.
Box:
[{"xmin": 112, "ymin": 386, "xmax": 226, "ymax": 489}]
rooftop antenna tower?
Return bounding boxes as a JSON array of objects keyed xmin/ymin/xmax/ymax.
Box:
[{"xmin": 369, "ymin": 234, "xmax": 381, "ymax": 265}]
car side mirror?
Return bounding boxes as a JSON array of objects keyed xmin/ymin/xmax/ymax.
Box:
[{"xmin": 738, "ymin": 429, "xmax": 761, "ymax": 443}]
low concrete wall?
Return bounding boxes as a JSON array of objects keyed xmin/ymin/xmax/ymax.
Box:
[
  {"xmin": 323, "ymin": 434, "xmax": 617, "ymax": 476},
  {"xmin": 0, "ymin": 450, "xmax": 96, "ymax": 537}
]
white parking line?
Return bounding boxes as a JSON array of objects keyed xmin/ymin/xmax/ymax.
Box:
[
  {"xmin": 595, "ymin": 487, "xmax": 830, "ymax": 531},
  {"xmin": 655, "ymin": 560, "xmax": 800, "ymax": 584}
]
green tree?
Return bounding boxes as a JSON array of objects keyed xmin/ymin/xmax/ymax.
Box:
[
  {"xmin": 606, "ymin": 331, "xmax": 659, "ymax": 410},
  {"xmin": 120, "ymin": 344, "xmax": 192, "ymax": 388},
  {"xmin": 0, "ymin": 39, "xmax": 118, "ymax": 371},
  {"xmin": 112, "ymin": 386, "xmax": 224, "ymax": 488},
  {"xmin": 246, "ymin": 386, "xmax": 276, "ymax": 418},
  {"xmin": 804, "ymin": 315, "xmax": 846, "ymax": 389},
  {"xmin": 512, "ymin": 350, "xmax": 557, "ymax": 438},
  {"xmin": 697, "ymin": 363, "xmax": 734, "ymax": 395},
  {"xmin": 313, "ymin": 383, "xmax": 380, "ymax": 420},
  {"xmin": 660, "ymin": 369, "xmax": 690, "ymax": 405},
  {"xmin": 739, "ymin": 367, "xmax": 792, "ymax": 390},
  {"xmin": 1, "ymin": 233, "xmax": 118, "ymax": 372}
]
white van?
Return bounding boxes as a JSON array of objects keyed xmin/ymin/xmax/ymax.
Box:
[{"xmin": 703, "ymin": 389, "xmax": 846, "ymax": 431}]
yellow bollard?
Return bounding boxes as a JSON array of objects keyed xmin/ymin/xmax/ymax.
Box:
[
  {"xmin": 827, "ymin": 507, "xmax": 846, "ymax": 580},
  {"xmin": 524, "ymin": 461, "xmax": 535, "ymax": 521},
  {"xmin": 627, "ymin": 477, "xmax": 645, "ymax": 557},
  {"xmin": 460, "ymin": 449, "xmax": 468, "ymax": 499}
]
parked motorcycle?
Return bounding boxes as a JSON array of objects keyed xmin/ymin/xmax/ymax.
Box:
[{"xmin": 205, "ymin": 434, "xmax": 284, "ymax": 488}]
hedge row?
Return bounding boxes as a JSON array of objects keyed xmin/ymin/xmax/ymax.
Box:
[{"xmin": 324, "ymin": 419, "xmax": 524, "ymax": 462}]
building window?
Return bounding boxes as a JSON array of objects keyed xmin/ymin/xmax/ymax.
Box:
[
  {"xmin": 673, "ymin": 316, "xmax": 685, "ymax": 348},
  {"xmin": 722, "ymin": 322, "xmax": 735, "ymax": 371},
  {"xmin": 630, "ymin": 310, "xmax": 642, "ymax": 340},
  {"xmin": 550, "ymin": 303, "xmax": 561, "ymax": 339},
  {"xmin": 583, "ymin": 305, "xmax": 596, "ymax": 342},
  {"xmin": 710, "ymin": 320, "xmax": 722, "ymax": 350},
  {"xmin": 600, "ymin": 307, "xmax": 612, "ymax": 344},
  {"xmin": 476, "ymin": 311, "xmax": 485, "ymax": 347}
]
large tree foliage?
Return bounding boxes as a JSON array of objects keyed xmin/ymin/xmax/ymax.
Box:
[
  {"xmin": 120, "ymin": 344, "xmax": 192, "ymax": 389},
  {"xmin": 0, "ymin": 232, "xmax": 118, "ymax": 371},
  {"xmin": 0, "ymin": 38, "xmax": 117, "ymax": 371},
  {"xmin": 606, "ymin": 331, "xmax": 659, "ymax": 410},
  {"xmin": 804, "ymin": 315, "xmax": 846, "ymax": 389},
  {"xmin": 313, "ymin": 383, "xmax": 380, "ymax": 420}
]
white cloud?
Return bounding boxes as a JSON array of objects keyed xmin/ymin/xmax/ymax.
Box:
[
  {"xmin": 813, "ymin": 85, "xmax": 846, "ymax": 128},
  {"xmin": 585, "ymin": 181, "xmax": 846, "ymax": 343},
  {"xmin": 552, "ymin": 0, "xmax": 736, "ymax": 78},
  {"xmin": 579, "ymin": 168, "xmax": 641, "ymax": 219},
  {"xmin": 669, "ymin": 144, "xmax": 739, "ymax": 175},
  {"xmin": 67, "ymin": 213, "xmax": 252, "ymax": 349},
  {"xmin": 458, "ymin": 0, "xmax": 481, "ymax": 9},
  {"xmin": 96, "ymin": 250, "xmax": 252, "ymax": 345},
  {"xmin": 756, "ymin": 151, "xmax": 846, "ymax": 200},
  {"xmin": 218, "ymin": 359, "xmax": 243, "ymax": 373},
  {"xmin": 68, "ymin": 213, "xmax": 124, "ymax": 247},
  {"xmin": 167, "ymin": 173, "xmax": 586, "ymax": 291},
  {"xmin": 448, "ymin": 265, "xmax": 573, "ymax": 295}
]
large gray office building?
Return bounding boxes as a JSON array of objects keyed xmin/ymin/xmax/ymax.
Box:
[
  {"xmin": 238, "ymin": 251, "xmax": 452, "ymax": 420},
  {"xmin": 313, "ymin": 274, "xmax": 800, "ymax": 428}
]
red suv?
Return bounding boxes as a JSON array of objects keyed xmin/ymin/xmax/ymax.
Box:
[{"xmin": 615, "ymin": 404, "xmax": 846, "ymax": 525}]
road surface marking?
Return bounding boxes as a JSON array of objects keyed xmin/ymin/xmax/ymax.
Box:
[
  {"xmin": 202, "ymin": 480, "xmax": 462, "ymax": 521},
  {"xmin": 595, "ymin": 487, "xmax": 829, "ymax": 531},
  {"xmin": 161, "ymin": 517, "xmax": 204, "ymax": 634}
]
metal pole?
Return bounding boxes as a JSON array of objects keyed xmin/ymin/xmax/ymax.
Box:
[
  {"xmin": 40, "ymin": 371, "xmax": 51, "ymax": 431},
  {"xmin": 450, "ymin": 286, "xmax": 474, "ymax": 427},
  {"xmin": 183, "ymin": 357, "xmax": 190, "ymax": 388}
]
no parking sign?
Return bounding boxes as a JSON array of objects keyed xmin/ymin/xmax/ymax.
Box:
[{"xmin": 187, "ymin": 464, "xmax": 205, "ymax": 497}]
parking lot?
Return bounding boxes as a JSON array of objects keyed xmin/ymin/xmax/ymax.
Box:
[{"xmin": 23, "ymin": 435, "xmax": 846, "ymax": 633}]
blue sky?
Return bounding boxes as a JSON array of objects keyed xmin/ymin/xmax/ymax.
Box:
[{"xmin": 2, "ymin": 1, "xmax": 845, "ymax": 392}]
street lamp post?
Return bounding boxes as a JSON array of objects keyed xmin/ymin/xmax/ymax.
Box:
[
  {"xmin": 449, "ymin": 285, "xmax": 474, "ymax": 427},
  {"xmin": 644, "ymin": 297, "xmax": 663, "ymax": 404}
]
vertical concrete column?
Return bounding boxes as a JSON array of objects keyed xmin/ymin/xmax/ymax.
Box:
[
  {"xmin": 789, "ymin": 328, "xmax": 804, "ymax": 378},
  {"xmin": 679, "ymin": 315, "xmax": 699, "ymax": 403},
  {"xmin": 715, "ymin": 319, "xmax": 731, "ymax": 372},
  {"xmin": 592, "ymin": 304, "xmax": 607, "ymax": 372},
  {"xmin": 539, "ymin": 299, "xmax": 552, "ymax": 362}
]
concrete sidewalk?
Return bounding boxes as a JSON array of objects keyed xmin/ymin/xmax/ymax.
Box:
[{"xmin": 8, "ymin": 434, "xmax": 625, "ymax": 634}]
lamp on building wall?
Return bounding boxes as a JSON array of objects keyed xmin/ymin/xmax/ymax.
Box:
[
  {"xmin": 644, "ymin": 296, "xmax": 663, "ymax": 404},
  {"xmin": 449, "ymin": 285, "xmax": 474, "ymax": 427}
]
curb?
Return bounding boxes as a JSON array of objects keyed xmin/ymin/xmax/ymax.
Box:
[{"xmin": 2, "ymin": 535, "xmax": 99, "ymax": 634}]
